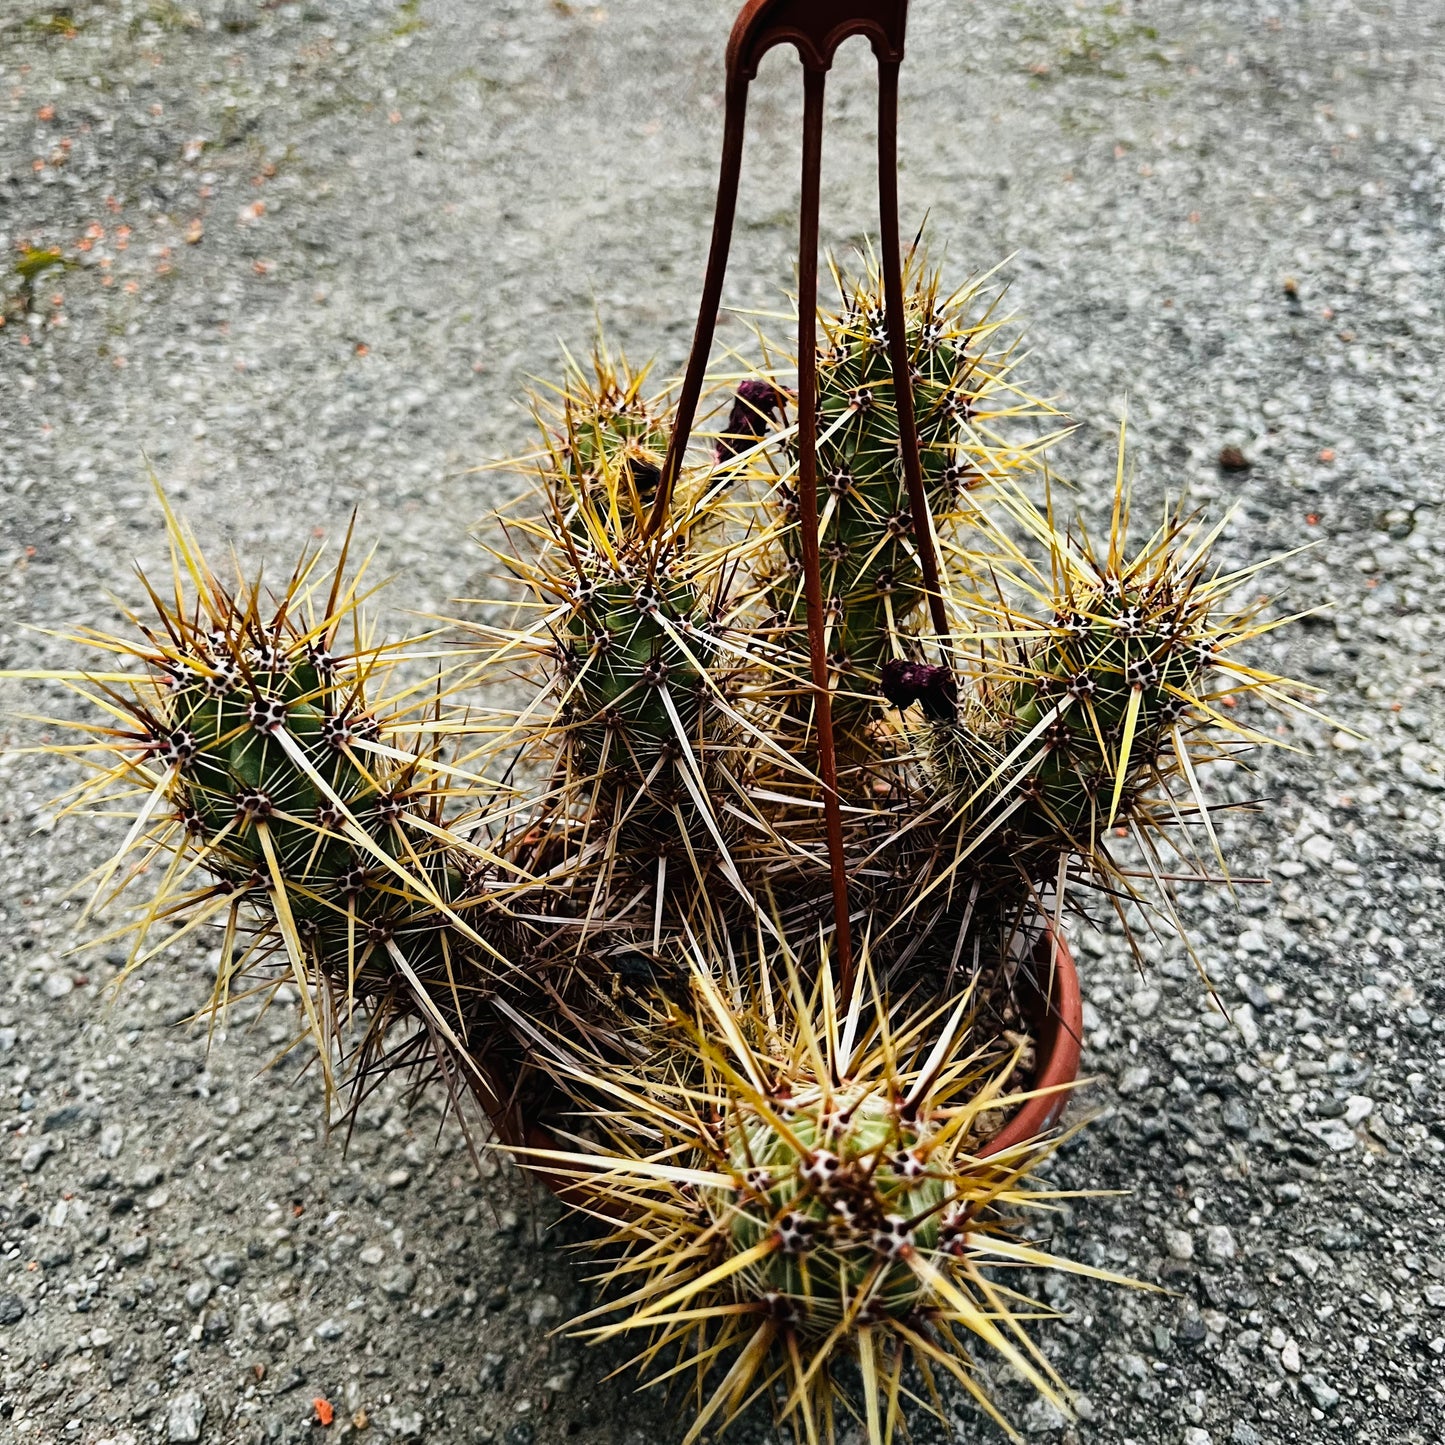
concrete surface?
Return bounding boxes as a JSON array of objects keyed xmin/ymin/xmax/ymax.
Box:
[{"xmin": 2, "ymin": 1, "xmax": 1443, "ymax": 1442}]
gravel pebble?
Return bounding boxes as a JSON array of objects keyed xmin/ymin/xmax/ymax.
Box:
[
  {"xmin": 166, "ymin": 1389, "xmax": 206, "ymax": 1443},
  {"xmin": 1205, "ymin": 1225, "xmax": 1237, "ymax": 1263}
]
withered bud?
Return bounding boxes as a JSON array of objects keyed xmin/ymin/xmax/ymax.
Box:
[{"xmin": 879, "ymin": 659, "xmax": 958, "ymax": 722}]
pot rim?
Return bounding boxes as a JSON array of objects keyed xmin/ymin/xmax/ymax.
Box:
[{"xmin": 977, "ymin": 925, "xmax": 1084, "ymax": 1158}]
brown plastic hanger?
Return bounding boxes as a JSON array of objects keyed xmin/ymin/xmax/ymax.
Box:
[{"xmin": 647, "ymin": 1, "xmax": 948, "ymax": 994}]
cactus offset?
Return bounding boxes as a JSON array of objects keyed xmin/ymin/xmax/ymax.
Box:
[
  {"xmin": 749, "ymin": 251, "xmax": 1062, "ymax": 731},
  {"xmin": 519, "ymin": 949, "xmax": 1135, "ymax": 1443}
]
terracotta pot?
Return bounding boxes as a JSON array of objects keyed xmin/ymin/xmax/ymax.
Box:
[{"xmin": 978, "ymin": 927, "xmax": 1084, "ymax": 1158}]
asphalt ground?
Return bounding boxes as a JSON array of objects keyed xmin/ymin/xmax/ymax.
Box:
[{"xmin": 2, "ymin": 2, "xmax": 1443, "ymax": 1442}]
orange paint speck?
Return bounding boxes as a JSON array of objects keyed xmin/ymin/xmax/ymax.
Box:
[{"xmin": 313, "ymin": 1398, "xmax": 335, "ymax": 1427}]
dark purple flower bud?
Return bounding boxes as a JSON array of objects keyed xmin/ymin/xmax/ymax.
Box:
[
  {"xmin": 879, "ymin": 659, "xmax": 958, "ymax": 722},
  {"xmin": 715, "ymin": 379, "xmax": 787, "ymax": 462}
]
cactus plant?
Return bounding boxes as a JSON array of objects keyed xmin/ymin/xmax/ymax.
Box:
[
  {"xmin": 740, "ymin": 249, "xmax": 1066, "ymax": 734},
  {"xmin": 12, "ymin": 246, "xmax": 1315, "ymax": 1443}
]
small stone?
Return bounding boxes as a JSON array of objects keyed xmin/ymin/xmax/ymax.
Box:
[
  {"xmin": 1303, "ymin": 1374, "xmax": 1339, "ymax": 1410},
  {"xmin": 1234, "ymin": 973, "xmax": 1269, "ymax": 1010},
  {"xmin": 119, "ymin": 1236, "xmax": 151, "ymax": 1263},
  {"xmin": 98, "ymin": 1123, "xmax": 125, "ymax": 1159},
  {"xmin": 1164, "ymin": 1228, "xmax": 1195, "ymax": 1261},
  {"xmin": 1118, "ymin": 1066, "xmax": 1152, "ymax": 1097},
  {"xmin": 201, "ymin": 1309, "xmax": 231, "ymax": 1341},
  {"xmin": 257, "ymin": 1300, "xmax": 295, "ymax": 1333},
  {"xmin": 1287, "ymin": 1248, "xmax": 1319, "ymax": 1279},
  {"xmin": 1205, "ymin": 1225, "xmax": 1237, "ymax": 1263},
  {"xmin": 133, "ymin": 1163, "xmax": 164, "ymax": 1189},
  {"xmin": 166, "ymin": 1389, "xmax": 206, "ymax": 1442},
  {"xmin": 20, "ymin": 1140, "xmax": 54, "ymax": 1173},
  {"xmin": 1343, "ymin": 1095, "xmax": 1374, "ymax": 1127},
  {"xmin": 1177, "ymin": 1303, "xmax": 1207, "ymax": 1344},
  {"xmin": 385, "ymin": 1168, "xmax": 411, "ymax": 1190},
  {"xmin": 315, "ymin": 1317, "xmax": 345, "ymax": 1340},
  {"xmin": 525, "ymin": 1293, "xmax": 562, "ymax": 1327},
  {"xmin": 1131, "ymin": 987, "xmax": 1161, "ymax": 1019},
  {"xmin": 185, "ymin": 1279, "xmax": 213, "ymax": 1311},
  {"xmin": 205, "ymin": 1253, "xmax": 243, "ymax": 1285},
  {"xmin": 358, "ymin": 1245, "xmax": 385, "ymax": 1266},
  {"xmin": 1300, "ymin": 834, "xmax": 1334, "ymax": 865},
  {"xmin": 43, "ymin": 972, "xmax": 74, "ymax": 999},
  {"xmin": 42, "ymin": 1104, "xmax": 83, "ymax": 1132},
  {"xmin": 383, "ymin": 1407, "xmax": 424, "ymax": 1439},
  {"xmin": 1221, "ymin": 1098, "xmax": 1250, "ymax": 1136},
  {"xmin": 1303, "ymin": 1118, "xmax": 1355, "ymax": 1153},
  {"xmin": 1218, "ymin": 445, "xmax": 1251, "ymax": 472},
  {"xmin": 1021, "ymin": 1395, "xmax": 1068, "ymax": 1434},
  {"xmin": 1280, "ymin": 1338, "xmax": 1301, "ymax": 1373},
  {"xmin": 380, "ymin": 1266, "xmax": 416, "ymax": 1299},
  {"xmin": 1231, "ymin": 1425, "xmax": 1261, "ymax": 1445},
  {"xmin": 1183, "ymin": 1430, "xmax": 1213, "ymax": 1445},
  {"xmin": 1231, "ymin": 1004, "xmax": 1259, "ymax": 1050},
  {"xmin": 0, "ymin": 1295, "xmax": 26, "ymax": 1325}
]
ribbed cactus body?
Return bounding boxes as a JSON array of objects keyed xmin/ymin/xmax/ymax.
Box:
[
  {"xmin": 161, "ymin": 632, "xmax": 375, "ymax": 892},
  {"xmin": 142, "ymin": 615, "xmax": 485, "ymax": 1011},
  {"xmin": 914, "ymin": 554, "xmax": 1221, "ymax": 894},
  {"xmin": 1017, "ymin": 584, "xmax": 1207, "ymax": 739},
  {"xmin": 719, "ymin": 1093, "xmax": 946, "ymax": 1335},
  {"xmin": 540, "ymin": 346, "xmax": 673, "ymax": 534},
  {"xmin": 741, "ymin": 259, "xmax": 1055, "ymax": 762},
  {"xmin": 559, "ymin": 553, "xmax": 714, "ymax": 786},
  {"xmin": 566, "ymin": 394, "xmax": 668, "ymax": 500},
  {"xmin": 778, "ymin": 288, "xmax": 966, "ymax": 681}
]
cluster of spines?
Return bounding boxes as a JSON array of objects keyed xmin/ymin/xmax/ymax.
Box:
[
  {"xmin": 522, "ymin": 951, "xmax": 1130, "ymax": 1444},
  {"xmin": 875, "ymin": 436, "xmax": 1313, "ymax": 968},
  {"xmin": 528, "ymin": 338, "xmax": 673, "ymax": 537},
  {"xmin": 29, "ymin": 509, "xmax": 523, "ymax": 1112}
]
